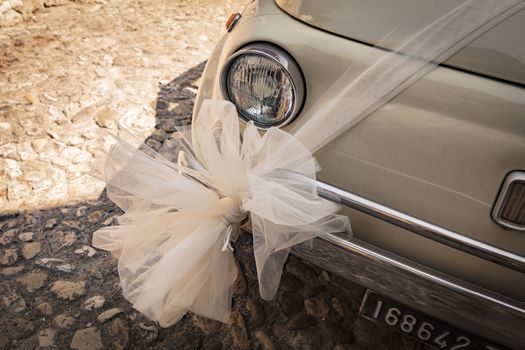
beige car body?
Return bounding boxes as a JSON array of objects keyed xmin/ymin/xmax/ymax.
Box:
[{"xmin": 194, "ymin": 0, "xmax": 525, "ymax": 347}]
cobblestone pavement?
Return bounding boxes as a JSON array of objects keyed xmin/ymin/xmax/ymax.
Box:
[
  {"xmin": 0, "ymin": 0, "xmax": 243, "ymax": 212},
  {"xmin": 1, "ymin": 1, "xmax": 430, "ymax": 349}
]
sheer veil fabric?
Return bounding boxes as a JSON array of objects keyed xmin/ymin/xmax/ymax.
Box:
[{"xmin": 92, "ymin": 0, "xmax": 525, "ymax": 326}]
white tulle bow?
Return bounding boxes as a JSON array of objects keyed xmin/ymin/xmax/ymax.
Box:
[{"xmin": 92, "ymin": 100, "xmax": 350, "ymax": 326}]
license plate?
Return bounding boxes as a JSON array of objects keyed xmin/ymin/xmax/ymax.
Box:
[{"xmin": 359, "ymin": 290, "xmax": 509, "ymax": 350}]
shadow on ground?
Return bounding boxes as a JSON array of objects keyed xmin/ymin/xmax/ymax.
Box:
[{"xmin": 0, "ymin": 63, "xmax": 427, "ymax": 350}]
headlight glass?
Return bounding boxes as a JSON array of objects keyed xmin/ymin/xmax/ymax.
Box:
[{"xmin": 221, "ymin": 44, "xmax": 304, "ymax": 128}]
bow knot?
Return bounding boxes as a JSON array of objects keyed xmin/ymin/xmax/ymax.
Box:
[{"xmin": 219, "ymin": 196, "xmax": 244, "ymax": 224}]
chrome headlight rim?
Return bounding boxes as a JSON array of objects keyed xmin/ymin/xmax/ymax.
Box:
[{"xmin": 220, "ymin": 42, "xmax": 306, "ymax": 129}]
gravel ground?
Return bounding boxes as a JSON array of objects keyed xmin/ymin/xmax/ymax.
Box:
[{"xmin": 1, "ymin": 1, "xmax": 429, "ymax": 349}]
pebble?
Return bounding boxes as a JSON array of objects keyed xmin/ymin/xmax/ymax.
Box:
[
  {"xmin": 36, "ymin": 258, "xmax": 76, "ymax": 273},
  {"xmin": 138, "ymin": 322, "xmax": 158, "ymax": 343},
  {"xmin": 246, "ymin": 297, "xmax": 266, "ymax": 327},
  {"xmin": 62, "ymin": 220, "xmax": 82, "ymax": 230},
  {"xmin": 302, "ymin": 285, "xmax": 327, "ymax": 299},
  {"xmin": 203, "ymin": 341, "xmax": 222, "ymax": 350},
  {"xmin": 37, "ymin": 302, "xmax": 54, "ymax": 315},
  {"xmin": 233, "ymin": 258, "xmax": 248, "ymax": 296},
  {"xmin": 45, "ymin": 218, "xmax": 58, "ymax": 229},
  {"xmin": 97, "ymin": 307, "xmax": 123, "ymax": 323},
  {"xmin": 38, "ymin": 328, "xmax": 56, "ymax": 348},
  {"xmin": 56, "ymin": 231, "xmax": 77, "ymax": 248},
  {"xmin": 320, "ymin": 320, "xmax": 354, "ymax": 345},
  {"xmin": 95, "ymin": 108, "xmax": 118, "ymax": 129},
  {"xmin": 290, "ymin": 330, "xmax": 322, "ymax": 350},
  {"xmin": 305, "ymin": 295, "xmax": 331, "ymax": 320},
  {"xmin": 0, "ymin": 265, "xmax": 25, "ymax": 275},
  {"xmin": 286, "ymin": 312, "xmax": 316, "ymax": 330},
  {"xmin": 16, "ymin": 271, "xmax": 48, "ymax": 292},
  {"xmin": 278, "ymin": 291, "xmax": 303, "ymax": 316},
  {"xmin": 255, "ymin": 330, "xmax": 275, "ymax": 350},
  {"xmin": 17, "ymin": 231, "xmax": 34, "ymax": 241},
  {"xmin": 280, "ymin": 272, "xmax": 303, "ymax": 292},
  {"xmin": 229, "ymin": 311, "xmax": 250, "ymax": 350},
  {"xmin": 12, "ymin": 317, "xmax": 35, "ymax": 340},
  {"xmin": 31, "ymin": 138, "xmax": 48, "ymax": 152},
  {"xmin": 83, "ymin": 295, "xmax": 106, "ymax": 311},
  {"xmin": 87, "ymin": 210, "xmax": 103, "ymax": 223},
  {"xmin": 71, "ymin": 327, "xmax": 103, "ymax": 350},
  {"xmin": 74, "ymin": 245, "xmax": 97, "ymax": 257},
  {"xmin": 353, "ymin": 318, "xmax": 388, "ymax": 348},
  {"xmin": 0, "ymin": 229, "xmax": 16, "ymax": 245},
  {"xmin": 51, "ymin": 280, "xmax": 86, "ymax": 300},
  {"xmin": 193, "ymin": 315, "xmax": 220, "ymax": 335},
  {"xmin": 54, "ymin": 314, "xmax": 76, "ymax": 328},
  {"xmin": 2, "ymin": 292, "xmax": 26, "ymax": 313},
  {"xmin": 0, "ymin": 248, "xmax": 18, "ymax": 265},
  {"xmin": 21, "ymin": 241, "xmax": 41, "ymax": 259},
  {"xmin": 107, "ymin": 318, "xmax": 129, "ymax": 350},
  {"xmin": 331, "ymin": 297, "xmax": 348, "ymax": 318},
  {"xmin": 0, "ymin": 122, "xmax": 12, "ymax": 131}
]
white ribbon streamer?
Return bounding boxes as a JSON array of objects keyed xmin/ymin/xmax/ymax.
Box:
[{"xmin": 92, "ymin": 0, "xmax": 524, "ymax": 327}]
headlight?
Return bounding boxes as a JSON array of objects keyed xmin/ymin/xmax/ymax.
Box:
[{"xmin": 220, "ymin": 43, "xmax": 305, "ymax": 128}]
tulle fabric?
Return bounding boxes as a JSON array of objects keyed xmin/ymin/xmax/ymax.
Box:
[
  {"xmin": 92, "ymin": 0, "xmax": 524, "ymax": 327},
  {"xmin": 93, "ymin": 100, "xmax": 350, "ymax": 325}
]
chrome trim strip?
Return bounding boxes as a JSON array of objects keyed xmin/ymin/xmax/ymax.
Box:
[
  {"xmin": 316, "ymin": 180, "xmax": 525, "ymax": 273},
  {"xmin": 492, "ymin": 171, "xmax": 525, "ymax": 231},
  {"xmin": 291, "ymin": 235, "xmax": 525, "ymax": 349}
]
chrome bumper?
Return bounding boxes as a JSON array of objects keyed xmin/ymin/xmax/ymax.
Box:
[{"xmin": 290, "ymin": 181, "xmax": 525, "ymax": 349}]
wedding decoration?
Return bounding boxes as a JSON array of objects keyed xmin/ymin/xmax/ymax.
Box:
[{"xmin": 92, "ymin": 0, "xmax": 524, "ymax": 327}]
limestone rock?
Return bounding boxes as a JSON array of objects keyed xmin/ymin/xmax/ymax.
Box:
[
  {"xmin": 36, "ymin": 258, "xmax": 76, "ymax": 273},
  {"xmin": 54, "ymin": 314, "xmax": 75, "ymax": 328},
  {"xmin": 83, "ymin": 295, "xmax": 105, "ymax": 311},
  {"xmin": 0, "ymin": 248, "xmax": 18, "ymax": 265},
  {"xmin": 2, "ymin": 292, "xmax": 26, "ymax": 313},
  {"xmin": 233, "ymin": 258, "xmax": 248, "ymax": 296},
  {"xmin": 138, "ymin": 322, "xmax": 158, "ymax": 344},
  {"xmin": 74, "ymin": 245, "xmax": 96, "ymax": 257},
  {"xmin": 305, "ymin": 295, "xmax": 331, "ymax": 320},
  {"xmin": 21, "ymin": 241, "xmax": 41, "ymax": 259},
  {"xmin": 193, "ymin": 315, "xmax": 220, "ymax": 335},
  {"xmin": 255, "ymin": 330, "xmax": 275, "ymax": 350},
  {"xmin": 17, "ymin": 231, "xmax": 34, "ymax": 241},
  {"xmin": 278, "ymin": 291, "xmax": 303, "ymax": 316},
  {"xmin": 286, "ymin": 312, "xmax": 316, "ymax": 330},
  {"xmin": 37, "ymin": 302, "xmax": 54, "ymax": 315},
  {"xmin": 16, "ymin": 271, "xmax": 48, "ymax": 292},
  {"xmin": 290, "ymin": 330, "xmax": 322, "ymax": 350},
  {"xmin": 31, "ymin": 138, "xmax": 48, "ymax": 152},
  {"xmin": 95, "ymin": 108, "xmax": 118, "ymax": 129},
  {"xmin": 107, "ymin": 318, "xmax": 129, "ymax": 350},
  {"xmin": 97, "ymin": 307, "xmax": 123, "ymax": 323},
  {"xmin": 0, "ymin": 230, "xmax": 16, "ymax": 245},
  {"xmin": 280, "ymin": 272, "xmax": 303, "ymax": 292},
  {"xmin": 51, "ymin": 280, "xmax": 86, "ymax": 300},
  {"xmin": 0, "ymin": 265, "xmax": 25, "ymax": 275},
  {"xmin": 38, "ymin": 328, "xmax": 56, "ymax": 348},
  {"xmin": 246, "ymin": 297, "xmax": 265, "ymax": 327},
  {"xmin": 229, "ymin": 311, "xmax": 250, "ymax": 350},
  {"xmin": 71, "ymin": 327, "xmax": 103, "ymax": 350},
  {"xmin": 11, "ymin": 317, "xmax": 35, "ymax": 340}
]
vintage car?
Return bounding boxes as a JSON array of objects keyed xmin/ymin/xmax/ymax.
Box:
[{"xmin": 193, "ymin": 1, "xmax": 525, "ymax": 349}]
